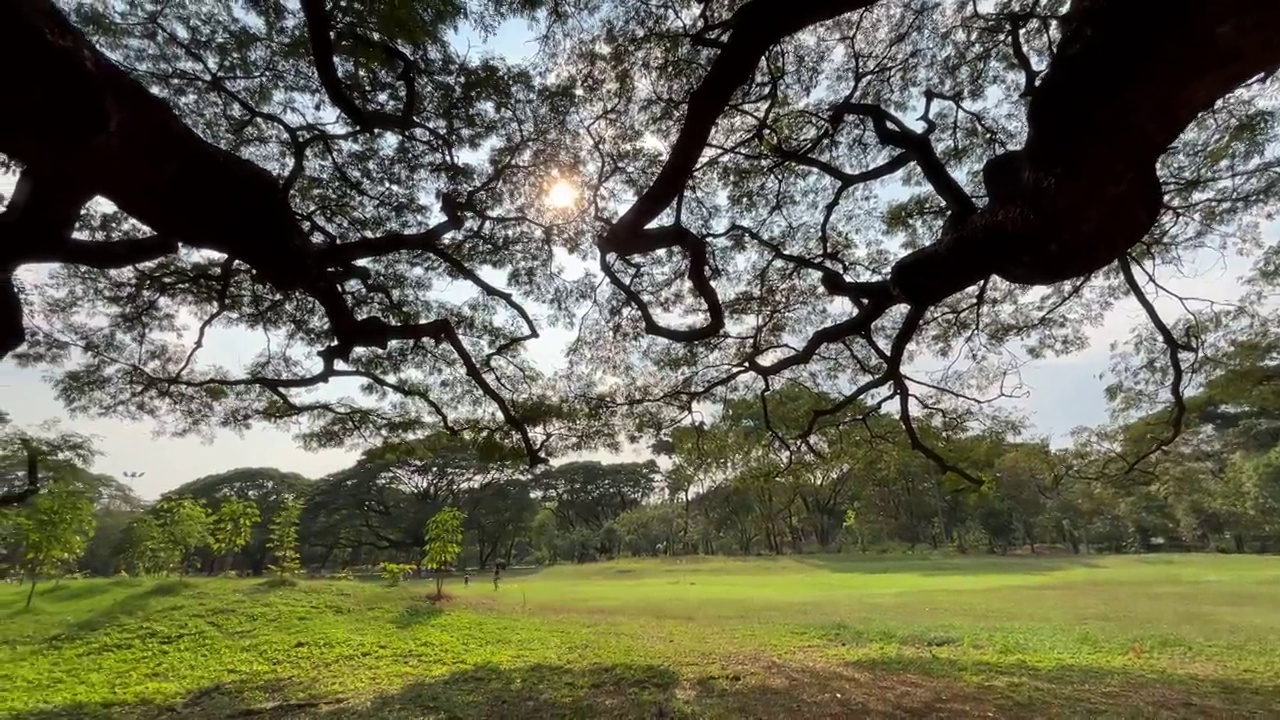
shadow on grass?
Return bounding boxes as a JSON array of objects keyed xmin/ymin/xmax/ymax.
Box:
[
  {"xmin": 793, "ymin": 553, "xmax": 1102, "ymax": 576},
  {"xmin": 55, "ymin": 579, "xmax": 189, "ymax": 638},
  {"xmin": 393, "ymin": 601, "xmax": 444, "ymax": 627},
  {"xmin": 248, "ymin": 576, "xmax": 302, "ymax": 593},
  {"xmin": 17, "ymin": 656, "xmax": 1280, "ymax": 719},
  {"xmin": 15, "ymin": 679, "xmax": 309, "ymax": 720},
  {"xmin": 27, "ymin": 580, "xmax": 118, "ymax": 603}
]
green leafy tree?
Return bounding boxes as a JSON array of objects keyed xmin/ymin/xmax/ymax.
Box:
[
  {"xmin": 79, "ymin": 476, "xmax": 146, "ymax": 577},
  {"xmin": 530, "ymin": 507, "xmax": 560, "ymax": 564},
  {"xmin": 1, "ymin": 416, "xmax": 97, "ymax": 508},
  {"xmin": 423, "ymin": 507, "xmax": 465, "ymax": 596},
  {"xmin": 9, "ymin": 482, "xmax": 96, "ymax": 607},
  {"xmin": 533, "ymin": 462, "xmax": 660, "ymax": 533},
  {"xmin": 1222, "ymin": 448, "xmax": 1280, "ymax": 549},
  {"xmin": 460, "ymin": 478, "xmax": 537, "ymax": 569},
  {"xmin": 380, "ymin": 562, "xmax": 416, "ymax": 586},
  {"xmin": 152, "ymin": 497, "xmax": 211, "ymax": 575},
  {"xmin": 302, "ymin": 435, "xmax": 518, "ymax": 567},
  {"xmin": 208, "ymin": 499, "xmax": 261, "ymax": 574},
  {"xmin": 121, "ymin": 516, "xmax": 167, "ymax": 576},
  {"xmin": 268, "ymin": 499, "xmax": 303, "ymax": 576},
  {"xmin": 163, "ymin": 468, "xmax": 312, "ymax": 575},
  {"xmin": 1, "ymin": 0, "xmax": 1279, "ymax": 494}
]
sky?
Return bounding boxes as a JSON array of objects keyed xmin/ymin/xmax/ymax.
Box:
[{"xmin": 0, "ymin": 15, "xmax": 1266, "ymax": 499}]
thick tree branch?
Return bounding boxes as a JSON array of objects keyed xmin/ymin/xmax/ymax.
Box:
[
  {"xmin": 0, "ymin": 439, "xmax": 41, "ymax": 507},
  {"xmin": 298, "ymin": 0, "xmax": 423, "ymax": 134},
  {"xmin": 604, "ymin": 0, "xmax": 1280, "ymax": 479},
  {"xmin": 17, "ymin": 235, "xmax": 179, "ymax": 269},
  {"xmin": 1118, "ymin": 254, "xmax": 1192, "ymax": 473},
  {"xmin": 598, "ymin": 225, "xmax": 725, "ymax": 342},
  {"xmin": 0, "ymin": 0, "xmax": 544, "ymax": 462},
  {"xmin": 828, "ymin": 102, "xmax": 977, "ymax": 218},
  {"xmin": 599, "ymin": 0, "xmax": 883, "ymax": 255}
]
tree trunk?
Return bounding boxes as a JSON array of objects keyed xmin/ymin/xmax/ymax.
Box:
[
  {"xmin": 603, "ymin": 0, "xmax": 1280, "ymax": 373},
  {"xmin": 318, "ymin": 546, "xmax": 335, "ymax": 572},
  {"xmin": 682, "ymin": 488, "xmax": 692, "ymax": 554},
  {"xmin": 932, "ymin": 481, "xmax": 950, "ymax": 546},
  {"xmin": 25, "ymin": 575, "xmax": 37, "ymax": 608}
]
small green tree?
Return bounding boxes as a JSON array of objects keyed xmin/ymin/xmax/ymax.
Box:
[
  {"xmin": 268, "ymin": 498, "xmax": 302, "ymax": 576},
  {"xmin": 152, "ymin": 497, "xmax": 210, "ymax": 575},
  {"xmin": 208, "ymin": 498, "xmax": 260, "ymax": 574},
  {"xmin": 423, "ymin": 507, "xmax": 465, "ymax": 597},
  {"xmin": 121, "ymin": 515, "xmax": 169, "ymax": 576},
  {"xmin": 380, "ymin": 562, "xmax": 416, "ymax": 586},
  {"xmin": 11, "ymin": 484, "xmax": 96, "ymax": 607},
  {"xmin": 842, "ymin": 508, "xmax": 866, "ymax": 553},
  {"xmin": 530, "ymin": 507, "xmax": 560, "ymax": 564}
]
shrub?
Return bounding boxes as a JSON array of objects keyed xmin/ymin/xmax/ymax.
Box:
[{"xmin": 380, "ymin": 563, "xmax": 416, "ymax": 586}]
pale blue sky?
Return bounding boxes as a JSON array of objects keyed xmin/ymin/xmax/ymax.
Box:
[{"xmin": 0, "ymin": 17, "xmax": 1263, "ymax": 498}]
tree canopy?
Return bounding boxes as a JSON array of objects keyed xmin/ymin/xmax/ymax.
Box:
[{"xmin": 3, "ymin": 0, "xmax": 1279, "ymax": 483}]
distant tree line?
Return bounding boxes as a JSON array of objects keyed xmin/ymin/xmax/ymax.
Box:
[{"xmin": 3, "ymin": 331, "xmax": 1278, "ymax": 586}]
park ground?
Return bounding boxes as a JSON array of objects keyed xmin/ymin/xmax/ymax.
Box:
[{"xmin": 2, "ymin": 555, "xmax": 1280, "ymax": 718}]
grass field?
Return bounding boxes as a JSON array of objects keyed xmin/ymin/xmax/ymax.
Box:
[{"xmin": 3, "ymin": 554, "xmax": 1280, "ymax": 718}]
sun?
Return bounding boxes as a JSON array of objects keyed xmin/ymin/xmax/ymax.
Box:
[{"xmin": 543, "ymin": 179, "xmax": 580, "ymax": 209}]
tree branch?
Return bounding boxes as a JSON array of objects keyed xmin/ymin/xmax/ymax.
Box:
[
  {"xmin": 599, "ymin": 0, "xmax": 883, "ymax": 255},
  {"xmin": 1118, "ymin": 254, "xmax": 1193, "ymax": 473},
  {"xmin": 298, "ymin": 0, "xmax": 423, "ymax": 134},
  {"xmin": 0, "ymin": 439, "xmax": 41, "ymax": 507},
  {"xmin": 828, "ymin": 102, "xmax": 977, "ymax": 218}
]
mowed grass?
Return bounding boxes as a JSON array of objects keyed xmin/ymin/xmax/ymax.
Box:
[{"xmin": 3, "ymin": 555, "xmax": 1280, "ymax": 718}]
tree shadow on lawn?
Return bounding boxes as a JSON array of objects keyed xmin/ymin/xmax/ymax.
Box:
[
  {"xmin": 793, "ymin": 553, "xmax": 1103, "ymax": 576},
  {"xmin": 392, "ymin": 600, "xmax": 445, "ymax": 627},
  {"xmin": 15, "ymin": 679, "xmax": 315, "ymax": 720},
  {"xmin": 21, "ymin": 656, "xmax": 1279, "ymax": 719},
  {"xmin": 3, "ymin": 577, "xmax": 145, "ymax": 616},
  {"xmin": 49, "ymin": 579, "xmax": 189, "ymax": 639},
  {"xmin": 331, "ymin": 658, "xmax": 1279, "ymax": 719},
  {"xmin": 24, "ymin": 579, "xmax": 118, "ymax": 603}
]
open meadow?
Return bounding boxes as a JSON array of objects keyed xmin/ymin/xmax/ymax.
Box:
[{"xmin": 3, "ymin": 554, "xmax": 1280, "ymax": 718}]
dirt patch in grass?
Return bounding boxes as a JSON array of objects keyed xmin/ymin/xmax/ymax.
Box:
[{"xmin": 686, "ymin": 655, "xmax": 1003, "ymax": 718}]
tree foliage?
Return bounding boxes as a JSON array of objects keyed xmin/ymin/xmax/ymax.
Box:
[
  {"xmin": 208, "ymin": 498, "xmax": 260, "ymax": 573},
  {"xmin": 2, "ymin": 0, "xmax": 1277, "ymax": 482},
  {"xmin": 0, "ymin": 414, "xmax": 97, "ymax": 506},
  {"xmin": 268, "ymin": 498, "xmax": 303, "ymax": 576},
  {"xmin": 153, "ymin": 496, "xmax": 210, "ymax": 573},
  {"xmin": 423, "ymin": 506, "xmax": 465, "ymax": 595},
  {"xmin": 166, "ymin": 467, "xmax": 312, "ymax": 575},
  {"xmin": 5, "ymin": 478, "xmax": 96, "ymax": 606}
]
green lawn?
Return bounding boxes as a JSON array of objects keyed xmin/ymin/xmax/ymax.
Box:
[{"xmin": 3, "ymin": 554, "xmax": 1280, "ymax": 718}]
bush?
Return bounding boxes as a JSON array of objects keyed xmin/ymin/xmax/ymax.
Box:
[{"xmin": 380, "ymin": 563, "xmax": 416, "ymax": 586}]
